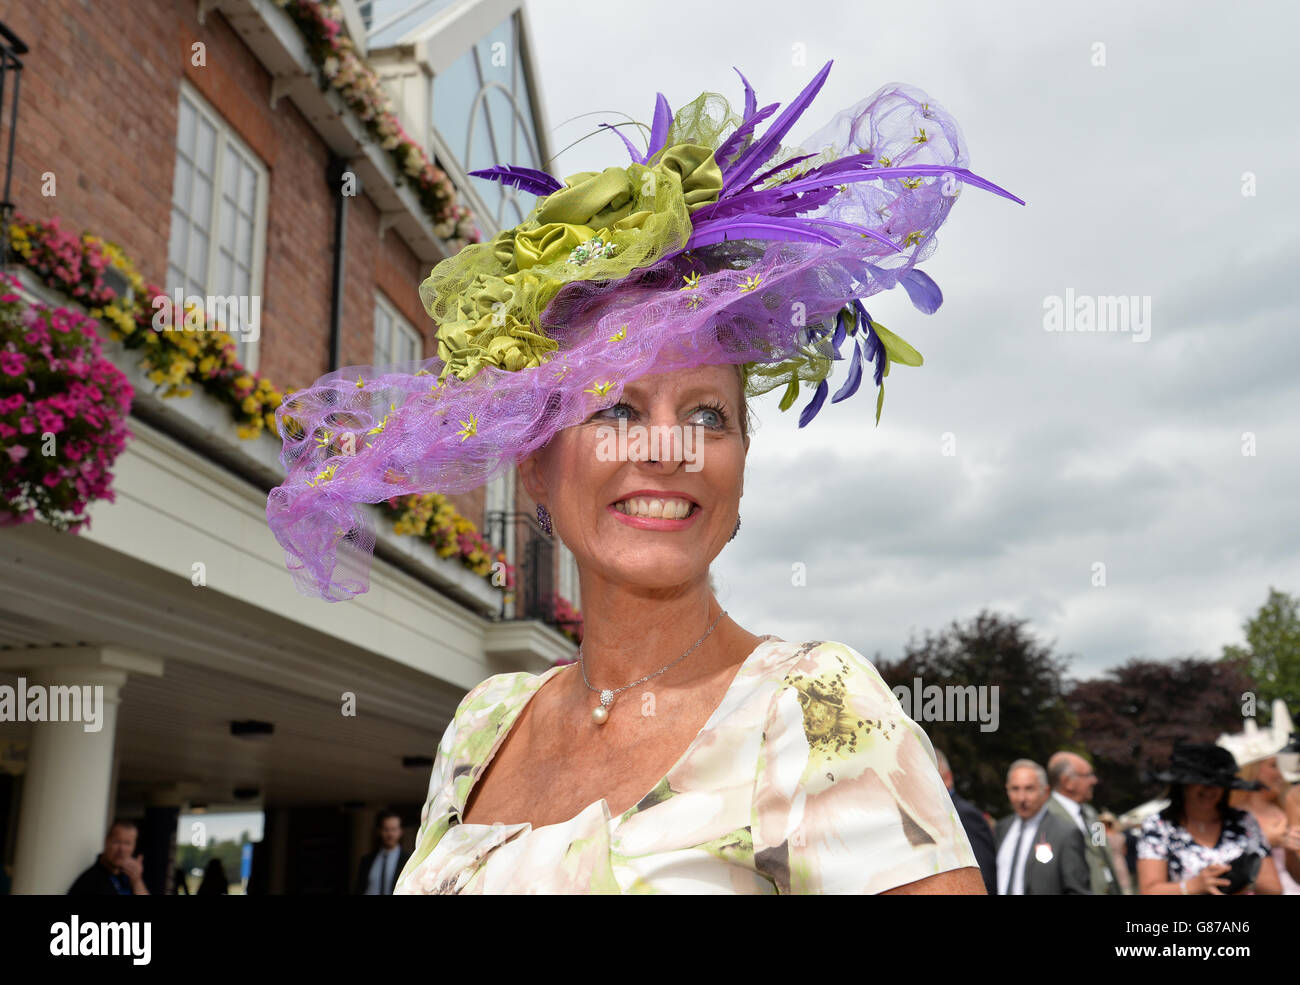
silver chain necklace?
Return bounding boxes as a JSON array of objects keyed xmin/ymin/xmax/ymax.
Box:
[{"xmin": 579, "ymin": 608, "xmax": 725, "ymax": 725}]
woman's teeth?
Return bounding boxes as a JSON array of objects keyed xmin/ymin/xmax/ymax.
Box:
[{"xmin": 614, "ymin": 497, "xmax": 696, "ymax": 519}]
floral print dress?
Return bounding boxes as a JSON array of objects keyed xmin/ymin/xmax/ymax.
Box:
[
  {"xmin": 395, "ymin": 636, "xmax": 978, "ymax": 894},
  {"xmin": 1136, "ymin": 807, "xmax": 1270, "ymax": 884}
]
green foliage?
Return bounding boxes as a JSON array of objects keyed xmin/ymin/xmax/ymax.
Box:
[
  {"xmin": 1221, "ymin": 587, "xmax": 1300, "ymax": 724},
  {"xmin": 1067, "ymin": 656, "xmax": 1257, "ymax": 813},
  {"xmin": 873, "ymin": 609, "xmax": 1075, "ymax": 816}
]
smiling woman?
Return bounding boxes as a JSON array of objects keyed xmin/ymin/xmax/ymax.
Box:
[{"xmin": 266, "ymin": 60, "xmax": 1020, "ymax": 893}]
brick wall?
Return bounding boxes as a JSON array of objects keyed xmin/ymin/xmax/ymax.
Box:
[{"xmin": 2, "ymin": 0, "xmax": 486, "ymax": 529}]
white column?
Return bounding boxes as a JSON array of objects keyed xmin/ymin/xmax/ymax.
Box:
[{"xmin": 1, "ymin": 646, "xmax": 163, "ymax": 895}]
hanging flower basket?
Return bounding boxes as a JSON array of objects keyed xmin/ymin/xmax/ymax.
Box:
[{"xmin": 0, "ymin": 272, "xmax": 133, "ymax": 532}]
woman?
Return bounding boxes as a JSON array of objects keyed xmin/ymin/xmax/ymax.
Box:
[
  {"xmin": 1230, "ymin": 754, "xmax": 1299, "ymax": 894},
  {"xmin": 267, "ymin": 62, "xmax": 1021, "ymax": 893},
  {"xmin": 1136, "ymin": 743, "xmax": 1281, "ymax": 895}
]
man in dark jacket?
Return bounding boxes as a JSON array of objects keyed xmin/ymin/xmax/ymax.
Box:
[
  {"xmin": 994, "ymin": 759, "xmax": 1092, "ymax": 894},
  {"xmin": 935, "ymin": 748, "xmax": 998, "ymax": 895},
  {"xmin": 353, "ymin": 810, "xmax": 410, "ymax": 894},
  {"xmin": 68, "ymin": 819, "xmax": 149, "ymax": 895}
]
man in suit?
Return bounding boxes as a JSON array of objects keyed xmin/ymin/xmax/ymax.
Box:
[
  {"xmin": 353, "ymin": 810, "xmax": 410, "ymax": 895},
  {"xmin": 994, "ymin": 759, "xmax": 1092, "ymax": 894},
  {"xmin": 1047, "ymin": 750, "xmax": 1122, "ymax": 895},
  {"xmin": 935, "ymin": 748, "xmax": 998, "ymax": 895}
]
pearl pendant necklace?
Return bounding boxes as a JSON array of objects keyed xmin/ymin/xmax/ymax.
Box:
[{"xmin": 579, "ymin": 609, "xmax": 725, "ymax": 726}]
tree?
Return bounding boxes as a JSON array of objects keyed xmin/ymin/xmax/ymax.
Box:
[
  {"xmin": 873, "ymin": 609, "xmax": 1075, "ymax": 816},
  {"xmin": 1067, "ymin": 657, "xmax": 1256, "ymax": 814},
  {"xmin": 1221, "ymin": 587, "xmax": 1300, "ymax": 724}
]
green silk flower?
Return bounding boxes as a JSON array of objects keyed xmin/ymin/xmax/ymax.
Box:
[{"xmin": 421, "ymin": 143, "xmax": 723, "ymax": 382}]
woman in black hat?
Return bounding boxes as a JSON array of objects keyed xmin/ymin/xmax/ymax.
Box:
[{"xmin": 1135, "ymin": 743, "xmax": 1282, "ymax": 894}]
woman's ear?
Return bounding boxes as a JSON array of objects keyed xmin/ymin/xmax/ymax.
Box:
[{"xmin": 519, "ymin": 451, "xmax": 546, "ymax": 504}]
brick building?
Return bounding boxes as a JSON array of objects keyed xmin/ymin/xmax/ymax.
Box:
[{"xmin": 0, "ymin": 0, "xmax": 581, "ymax": 894}]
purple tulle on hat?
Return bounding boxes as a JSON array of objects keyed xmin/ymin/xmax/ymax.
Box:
[{"xmin": 267, "ymin": 63, "xmax": 1023, "ymax": 601}]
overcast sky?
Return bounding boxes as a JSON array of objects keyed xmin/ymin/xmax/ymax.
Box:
[{"xmin": 526, "ymin": 0, "xmax": 1300, "ymax": 680}]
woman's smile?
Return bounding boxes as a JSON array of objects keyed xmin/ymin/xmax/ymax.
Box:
[{"xmin": 608, "ymin": 494, "xmax": 701, "ymax": 530}]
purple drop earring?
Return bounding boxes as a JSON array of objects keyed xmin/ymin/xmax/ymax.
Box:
[{"xmin": 537, "ymin": 503, "xmax": 553, "ymax": 537}]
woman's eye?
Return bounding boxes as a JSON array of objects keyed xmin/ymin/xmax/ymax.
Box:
[
  {"xmin": 595, "ymin": 402, "xmax": 634, "ymax": 421},
  {"xmin": 688, "ymin": 406, "xmax": 725, "ymax": 429}
]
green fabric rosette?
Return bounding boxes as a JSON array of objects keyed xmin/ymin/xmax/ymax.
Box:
[{"xmin": 420, "ymin": 144, "xmax": 723, "ymax": 382}]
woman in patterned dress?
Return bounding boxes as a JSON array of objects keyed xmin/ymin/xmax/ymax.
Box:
[
  {"xmin": 394, "ymin": 361, "xmax": 984, "ymax": 894},
  {"xmin": 1136, "ymin": 743, "xmax": 1282, "ymax": 895}
]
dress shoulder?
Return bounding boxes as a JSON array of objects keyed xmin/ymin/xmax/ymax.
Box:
[{"xmin": 749, "ymin": 639, "xmax": 977, "ymax": 893}]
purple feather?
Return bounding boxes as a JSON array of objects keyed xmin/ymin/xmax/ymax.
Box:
[
  {"xmin": 598, "ymin": 122, "xmax": 648, "ymax": 165},
  {"xmin": 713, "ymin": 102, "xmax": 780, "ymax": 170},
  {"xmin": 721, "ymin": 60, "xmax": 835, "ymax": 195},
  {"xmin": 468, "ymin": 164, "xmax": 562, "ymax": 196},
  {"xmin": 832, "ymin": 336, "xmax": 865, "ymax": 403},
  {"xmin": 831, "ymin": 306, "xmax": 847, "ymax": 353},
  {"xmin": 774, "ymin": 164, "xmax": 1026, "ymax": 205},
  {"xmin": 899, "ymin": 269, "xmax": 943, "ymax": 314},
  {"xmin": 734, "ymin": 66, "xmax": 757, "ymax": 121},
  {"xmin": 738, "ymin": 152, "xmax": 820, "ymax": 195},
  {"xmin": 797, "ymin": 216, "xmax": 905, "ymax": 254},
  {"xmin": 687, "ymin": 216, "xmax": 844, "ymax": 250},
  {"xmin": 645, "ymin": 93, "xmax": 674, "ymax": 163},
  {"xmin": 797, "ymin": 378, "xmax": 830, "ymax": 428}
]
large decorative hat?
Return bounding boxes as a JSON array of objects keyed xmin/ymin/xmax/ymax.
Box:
[
  {"xmin": 1143, "ymin": 742, "xmax": 1266, "ymax": 791},
  {"xmin": 1216, "ymin": 698, "xmax": 1297, "ymax": 768},
  {"xmin": 267, "ymin": 60, "xmax": 1023, "ymax": 601}
]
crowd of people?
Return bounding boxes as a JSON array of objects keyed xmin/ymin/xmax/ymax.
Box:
[{"xmin": 937, "ymin": 737, "xmax": 1300, "ymax": 895}]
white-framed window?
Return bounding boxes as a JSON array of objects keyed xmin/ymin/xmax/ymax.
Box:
[
  {"xmin": 166, "ymin": 81, "xmax": 269, "ymax": 371},
  {"xmin": 373, "ymin": 293, "xmax": 422, "ymax": 366}
]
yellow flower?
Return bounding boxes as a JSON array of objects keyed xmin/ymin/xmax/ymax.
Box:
[
  {"xmin": 241, "ymin": 395, "xmax": 260, "ymax": 415},
  {"xmin": 456, "ymin": 413, "xmax": 477, "ymax": 441},
  {"xmin": 739, "ymin": 275, "xmax": 763, "ymax": 293},
  {"xmin": 585, "ymin": 381, "xmax": 614, "ymax": 397},
  {"xmin": 680, "ymin": 272, "xmax": 700, "ymax": 290}
]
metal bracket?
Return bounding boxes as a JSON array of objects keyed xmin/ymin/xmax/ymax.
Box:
[
  {"xmin": 378, "ymin": 211, "xmax": 404, "ymax": 238},
  {"xmin": 270, "ymin": 75, "xmax": 298, "ymax": 110},
  {"xmin": 197, "ymin": 0, "xmax": 219, "ymax": 26}
]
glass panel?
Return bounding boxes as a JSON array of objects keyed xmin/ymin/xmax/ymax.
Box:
[
  {"xmin": 168, "ymin": 210, "xmax": 188, "ymax": 271},
  {"xmin": 237, "ymin": 265, "xmax": 251, "ymax": 299},
  {"xmin": 238, "ymin": 157, "xmax": 256, "ymax": 214},
  {"xmin": 192, "ymin": 175, "xmax": 212, "ymax": 228},
  {"xmin": 219, "ymin": 199, "xmax": 236, "ymax": 252},
  {"xmin": 189, "ymin": 231, "xmax": 209, "ymax": 287},
  {"xmin": 431, "ymin": 44, "xmax": 478, "ymax": 165},
  {"xmin": 196, "ymin": 117, "xmax": 216, "ymax": 177},
  {"xmin": 172, "ymin": 158, "xmax": 192, "ymax": 212},
  {"xmin": 367, "ymin": 0, "xmax": 461, "ymax": 47},
  {"xmin": 374, "ymin": 305, "xmax": 391, "ymax": 362},
  {"xmin": 215, "ymin": 250, "xmax": 233, "ymax": 294},
  {"xmin": 236, "ymin": 215, "xmax": 252, "ymax": 262},
  {"xmin": 178, "ymin": 95, "xmax": 196, "ymax": 158}
]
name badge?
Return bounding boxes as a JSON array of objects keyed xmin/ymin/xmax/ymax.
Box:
[{"xmin": 1034, "ymin": 842, "xmax": 1054, "ymax": 864}]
